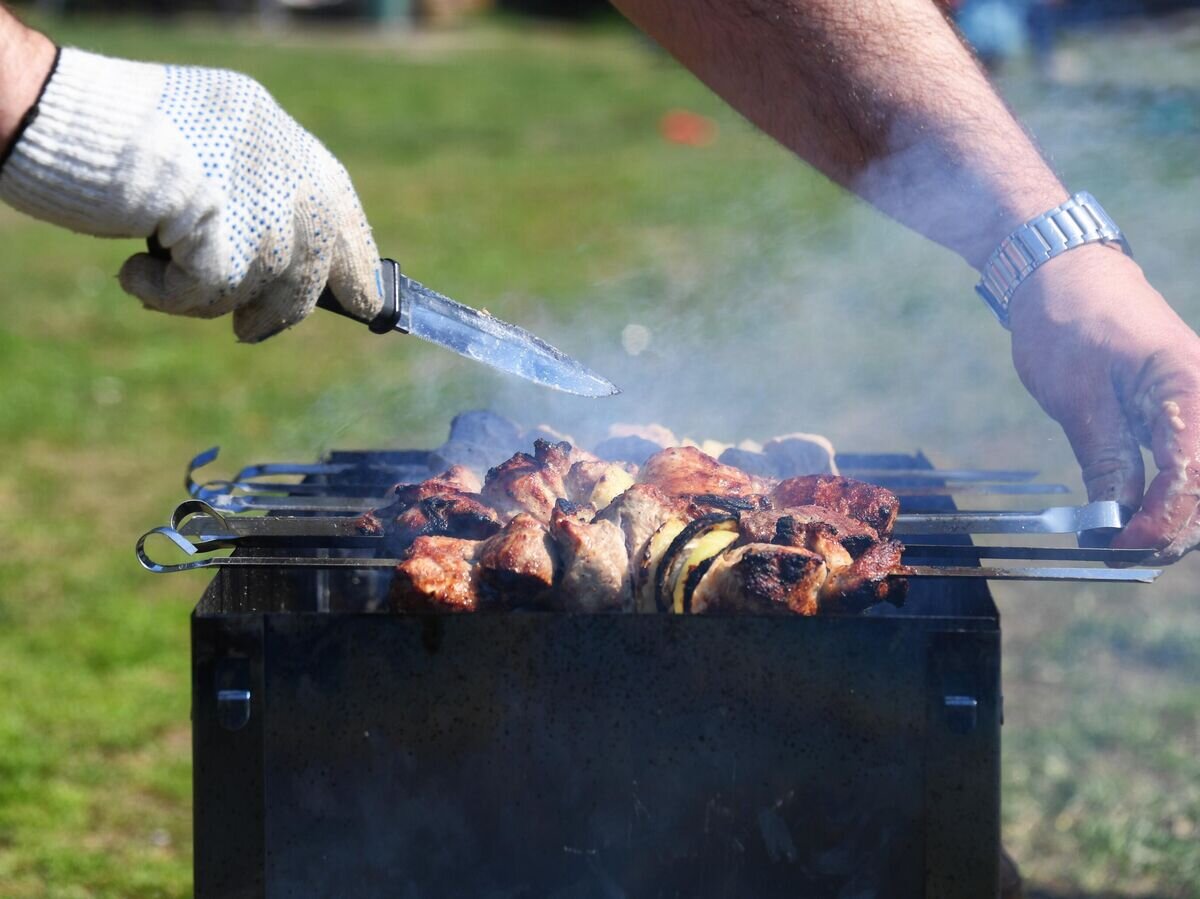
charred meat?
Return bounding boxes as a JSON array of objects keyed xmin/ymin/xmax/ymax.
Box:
[
  {"xmin": 356, "ymin": 466, "xmax": 502, "ymax": 555},
  {"xmin": 482, "ymin": 439, "xmax": 596, "ymax": 523},
  {"xmin": 477, "ymin": 513, "xmax": 558, "ymax": 602},
  {"xmin": 769, "ymin": 475, "xmax": 900, "ymax": 536},
  {"xmin": 690, "ymin": 543, "xmax": 830, "ymax": 616}
]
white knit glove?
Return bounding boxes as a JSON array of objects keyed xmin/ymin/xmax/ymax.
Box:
[{"xmin": 0, "ymin": 48, "xmax": 382, "ymax": 342}]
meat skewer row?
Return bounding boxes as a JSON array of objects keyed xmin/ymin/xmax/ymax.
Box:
[{"xmin": 377, "ymin": 442, "xmax": 905, "ymax": 616}]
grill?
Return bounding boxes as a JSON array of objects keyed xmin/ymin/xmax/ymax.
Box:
[{"xmin": 137, "ymin": 413, "xmax": 1153, "ymax": 898}]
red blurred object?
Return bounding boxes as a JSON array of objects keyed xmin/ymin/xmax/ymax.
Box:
[{"xmin": 659, "ymin": 109, "xmax": 718, "ymax": 147}]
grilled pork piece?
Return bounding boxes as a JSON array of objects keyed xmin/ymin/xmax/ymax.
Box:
[
  {"xmin": 389, "ymin": 536, "xmax": 483, "ymax": 613},
  {"xmin": 739, "ymin": 506, "xmax": 882, "ymax": 560},
  {"xmin": 821, "ymin": 539, "xmax": 907, "ymax": 612},
  {"xmin": 477, "ymin": 513, "xmax": 558, "ymax": 601},
  {"xmin": 637, "ymin": 446, "xmax": 774, "ymax": 498},
  {"xmin": 356, "ymin": 466, "xmax": 502, "ymax": 555},
  {"xmin": 690, "ymin": 543, "xmax": 830, "ymax": 616},
  {"xmin": 769, "ymin": 475, "xmax": 899, "ymax": 536},
  {"xmin": 550, "ymin": 501, "xmax": 632, "ymax": 612},
  {"xmin": 356, "ymin": 465, "xmax": 482, "ymax": 536},
  {"xmin": 392, "ymin": 464, "xmax": 482, "ymax": 503},
  {"xmin": 371, "ymin": 492, "xmax": 502, "ymax": 555},
  {"xmin": 482, "ymin": 439, "xmax": 596, "ymax": 523}
]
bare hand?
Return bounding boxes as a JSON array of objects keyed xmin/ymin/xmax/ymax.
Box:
[{"xmin": 1010, "ymin": 245, "xmax": 1200, "ymax": 561}]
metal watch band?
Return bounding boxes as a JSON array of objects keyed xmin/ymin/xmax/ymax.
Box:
[{"xmin": 975, "ymin": 191, "xmax": 1132, "ymax": 328}]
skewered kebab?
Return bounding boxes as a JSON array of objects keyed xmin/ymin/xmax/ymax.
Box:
[
  {"xmin": 378, "ymin": 442, "xmax": 909, "ymax": 616},
  {"xmin": 140, "ymin": 421, "xmax": 1164, "ymax": 587}
]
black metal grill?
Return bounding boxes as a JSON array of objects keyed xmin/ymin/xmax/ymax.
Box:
[{"xmin": 187, "ymin": 447, "xmax": 1001, "ymax": 899}]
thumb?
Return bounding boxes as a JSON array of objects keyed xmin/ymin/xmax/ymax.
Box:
[
  {"xmin": 118, "ymin": 253, "xmax": 240, "ymax": 319},
  {"xmin": 1057, "ymin": 392, "xmax": 1145, "ymax": 510},
  {"xmin": 325, "ymin": 196, "xmax": 384, "ymax": 322}
]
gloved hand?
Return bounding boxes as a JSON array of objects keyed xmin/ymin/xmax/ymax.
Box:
[
  {"xmin": 0, "ymin": 47, "xmax": 381, "ymax": 342},
  {"xmin": 1010, "ymin": 244, "xmax": 1200, "ymax": 561}
]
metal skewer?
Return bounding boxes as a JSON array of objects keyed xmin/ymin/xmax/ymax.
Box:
[
  {"xmin": 899, "ymin": 565, "xmax": 1161, "ymax": 584},
  {"xmin": 902, "ymin": 543, "xmax": 1156, "ymax": 564},
  {"xmin": 139, "ymin": 501, "xmax": 1163, "ymax": 582}
]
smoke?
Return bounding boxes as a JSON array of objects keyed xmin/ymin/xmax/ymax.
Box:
[{"xmin": 461, "ymin": 23, "xmax": 1200, "ymax": 491}]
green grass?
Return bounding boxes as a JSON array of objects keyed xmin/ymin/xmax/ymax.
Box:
[{"xmin": 0, "ymin": 10, "xmax": 1198, "ymax": 897}]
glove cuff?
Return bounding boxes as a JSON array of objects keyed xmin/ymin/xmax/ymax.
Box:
[
  {"xmin": 0, "ymin": 47, "xmax": 164, "ymax": 233},
  {"xmin": 0, "ymin": 45, "xmax": 61, "ymax": 172}
]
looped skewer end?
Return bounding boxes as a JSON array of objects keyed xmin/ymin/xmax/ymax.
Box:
[
  {"xmin": 136, "ymin": 525, "xmax": 219, "ymax": 574},
  {"xmin": 135, "ymin": 501, "xmax": 245, "ymax": 573},
  {"xmin": 186, "ymin": 447, "xmax": 222, "ymax": 497},
  {"xmin": 170, "ymin": 498, "xmax": 233, "ymax": 533}
]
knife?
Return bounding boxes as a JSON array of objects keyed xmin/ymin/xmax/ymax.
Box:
[
  {"xmin": 145, "ymin": 239, "xmax": 618, "ymax": 397},
  {"xmin": 317, "ymin": 259, "xmax": 618, "ymax": 397}
]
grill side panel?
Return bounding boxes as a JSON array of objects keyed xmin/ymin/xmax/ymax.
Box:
[
  {"xmin": 243, "ymin": 613, "xmax": 998, "ymax": 899},
  {"xmin": 193, "ymin": 612, "xmax": 267, "ymax": 899}
]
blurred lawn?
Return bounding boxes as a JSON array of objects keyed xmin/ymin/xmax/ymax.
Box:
[{"xmin": 0, "ymin": 10, "xmax": 1197, "ymax": 898}]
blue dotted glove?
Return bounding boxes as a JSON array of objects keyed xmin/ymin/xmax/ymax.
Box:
[{"xmin": 0, "ymin": 48, "xmax": 382, "ymax": 342}]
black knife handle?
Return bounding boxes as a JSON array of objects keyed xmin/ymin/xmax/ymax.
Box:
[
  {"xmin": 316, "ymin": 259, "xmax": 404, "ymax": 334},
  {"xmin": 145, "ymin": 235, "xmax": 403, "ymax": 335}
]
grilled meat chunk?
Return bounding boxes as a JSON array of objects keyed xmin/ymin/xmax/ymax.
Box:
[
  {"xmin": 356, "ymin": 466, "xmax": 501, "ymax": 554},
  {"xmin": 477, "ymin": 513, "xmax": 558, "ymax": 602},
  {"xmin": 390, "ymin": 536, "xmax": 483, "ymax": 613},
  {"xmin": 822, "ymin": 539, "xmax": 907, "ymax": 612},
  {"xmin": 690, "ymin": 543, "xmax": 830, "ymax": 616},
  {"xmin": 769, "ymin": 475, "xmax": 899, "ymax": 536},
  {"xmin": 739, "ymin": 506, "xmax": 882, "ymax": 560},
  {"xmin": 392, "ymin": 465, "xmax": 482, "ymax": 504},
  {"xmin": 550, "ymin": 501, "xmax": 632, "ymax": 612},
  {"xmin": 376, "ymin": 491, "xmax": 502, "ymax": 555},
  {"xmin": 638, "ymin": 446, "xmax": 773, "ymax": 497},
  {"xmin": 482, "ymin": 439, "xmax": 595, "ymax": 523}
]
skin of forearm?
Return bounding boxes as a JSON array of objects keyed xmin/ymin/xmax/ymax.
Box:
[
  {"xmin": 611, "ymin": 0, "xmax": 1069, "ymax": 269},
  {"xmin": 0, "ymin": 5, "xmax": 55, "ymax": 153}
]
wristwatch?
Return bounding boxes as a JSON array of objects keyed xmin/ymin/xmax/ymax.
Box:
[{"xmin": 976, "ymin": 191, "xmax": 1132, "ymax": 328}]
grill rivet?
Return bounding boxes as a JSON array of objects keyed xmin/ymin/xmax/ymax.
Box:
[
  {"xmin": 217, "ymin": 688, "xmax": 252, "ymax": 731},
  {"xmin": 943, "ymin": 694, "xmax": 978, "ymax": 734}
]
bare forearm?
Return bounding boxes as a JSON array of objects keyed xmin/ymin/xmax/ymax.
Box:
[
  {"xmin": 611, "ymin": 0, "xmax": 1067, "ymax": 268},
  {"xmin": 0, "ymin": 6, "xmax": 55, "ymax": 153}
]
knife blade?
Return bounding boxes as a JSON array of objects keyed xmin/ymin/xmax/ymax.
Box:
[{"xmin": 317, "ymin": 259, "xmax": 619, "ymax": 397}]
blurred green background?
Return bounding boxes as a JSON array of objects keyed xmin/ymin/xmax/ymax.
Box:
[{"xmin": 0, "ymin": 8, "xmax": 1197, "ymax": 898}]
